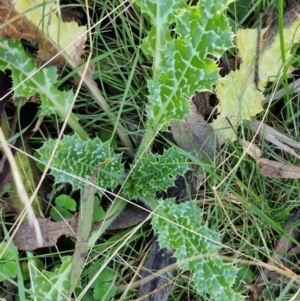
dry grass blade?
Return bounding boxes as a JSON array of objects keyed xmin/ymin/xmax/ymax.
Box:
[
  {"xmin": 241, "ymin": 138, "xmax": 300, "ymax": 178},
  {"xmin": 251, "ymin": 120, "xmax": 300, "ymax": 159},
  {"xmin": 0, "ymin": 127, "xmax": 43, "ymax": 246}
]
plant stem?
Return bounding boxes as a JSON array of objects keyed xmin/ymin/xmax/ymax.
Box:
[
  {"xmin": 63, "ymin": 112, "xmax": 89, "ymax": 141},
  {"xmin": 88, "ymin": 195, "xmax": 128, "ymax": 248},
  {"xmin": 136, "ymin": 127, "xmax": 155, "ymax": 158}
]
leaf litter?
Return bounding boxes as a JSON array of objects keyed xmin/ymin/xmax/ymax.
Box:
[
  {"xmin": 12, "ymin": 204, "xmax": 149, "ymax": 251},
  {"xmin": 211, "ymin": 1, "xmax": 300, "ymax": 141},
  {"xmin": 241, "ymin": 133, "xmax": 300, "ymax": 179}
]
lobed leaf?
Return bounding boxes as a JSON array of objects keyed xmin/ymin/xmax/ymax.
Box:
[
  {"xmin": 50, "ymin": 194, "xmax": 76, "ymax": 221},
  {"xmin": 152, "ymin": 200, "xmax": 243, "ymax": 301},
  {"xmin": 123, "ymin": 148, "xmax": 189, "ymax": 200},
  {"xmin": 30, "ymin": 256, "xmax": 72, "ymax": 301},
  {"xmin": 0, "ymin": 38, "xmax": 73, "ymax": 116},
  {"xmin": 141, "ymin": 0, "xmax": 234, "ymax": 130},
  {"xmin": 136, "ymin": 0, "xmax": 186, "ymax": 58},
  {"xmin": 37, "ymin": 134, "xmax": 124, "ymax": 191},
  {"xmin": 192, "ymin": 258, "xmax": 244, "ymax": 301}
]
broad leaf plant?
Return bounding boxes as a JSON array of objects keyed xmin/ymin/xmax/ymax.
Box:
[{"xmin": 0, "ymin": 0, "xmax": 249, "ymax": 300}]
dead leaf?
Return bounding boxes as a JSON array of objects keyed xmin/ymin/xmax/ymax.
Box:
[
  {"xmin": 241, "ymin": 139, "xmax": 300, "ymax": 178},
  {"xmin": 12, "ymin": 204, "xmax": 149, "ymax": 250},
  {"xmin": 0, "ymin": 5, "xmax": 39, "ymax": 40},
  {"xmin": 258, "ymin": 158, "xmax": 300, "ymax": 178},
  {"xmin": 251, "ymin": 120, "xmax": 300, "ymax": 160},
  {"xmin": 0, "ymin": 0, "xmax": 86, "ymax": 67},
  {"xmin": 211, "ymin": 3, "xmax": 300, "ymax": 141},
  {"xmin": 170, "ymin": 100, "xmax": 217, "ymax": 160},
  {"xmin": 239, "ymin": 139, "xmax": 262, "ymax": 159},
  {"xmin": 138, "ymin": 236, "xmax": 176, "ymax": 301},
  {"xmin": 12, "ymin": 214, "xmax": 78, "ymax": 251},
  {"xmin": 170, "ymin": 99, "xmax": 218, "ymax": 193}
]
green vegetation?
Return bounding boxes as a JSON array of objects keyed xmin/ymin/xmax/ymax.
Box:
[{"xmin": 1, "ymin": 0, "xmax": 300, "ymax": 300}]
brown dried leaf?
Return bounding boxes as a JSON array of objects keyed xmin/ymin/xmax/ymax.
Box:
[
  {"xmin": 138, "ymin": 237, "xmax": 176, "ymax": 301},
  {"xmin": 251, "ymin": 120, "xmax": 300, "ymax": 160},
  {"xmin": 170, "ymin": 100, "xmax": 217, "ymax": 160},
  {"xmin": 239, "ymin": 139, "xmax": 262, "ymax": 159},
  {"xmin": 258, "ymin": 158, "xmax": 300, "ymax": 178},
  {"xmin": 0, "ymin": 5, "xmax": 38, "ymax": 40},
  {"xmin": 12, "ymin": 204, "xmax": 149, "ymax": 250},
  {"xmin": 12, "ymin": 214, "xmax": 78, "ymax": 251},
  {"xmin": 170, "ymin": 99, "xmax": 217, "ymax": 194},
  {"xmin": 0, "ymin": 0, "xmax": 86, "ymax": 67},
  {"xmin": 241, "ymin": 139, "xmax": 300, "ymax": 178}
]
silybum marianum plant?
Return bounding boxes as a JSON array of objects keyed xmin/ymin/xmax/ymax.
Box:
[{"xmin": 0, "ymin": 0, "xmax": 245, "ymax": 300}]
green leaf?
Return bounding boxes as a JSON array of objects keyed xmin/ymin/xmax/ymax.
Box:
[
  {"xmin": 0, "ymin": 39, "xmax": 71, "ymax": 116},
  {"xmin": 21, "ymin": 258, "xmax": 43, "ymax": 283},
  {"xmin": 79, "ymin": 289, "xmax": 94, "ymax": 301},
  {"xmin": 37, "ymin": 134, "xmax": 124, "ymax": 191},
  {"xmin": 139, "ymin": 0, "xmax": 234, "ymax": 130},
  {"xmin": 93, "ymin": 196, "xmax": 105, "ymax": 223},
  {"xmin": 123, "ymin": 148, "xmax": 189, "ymax": 199},
  {"xmin": 30, "ymin": 256, "xmax": 72, "ymax": 301},
  {"xmin": 152, "ymin": 200, "xmax": 244, "ymax": 301},
  {"xmin": 0, "ymin": 242, "xmax": 18, "ymax": 282},
  {"xmin": 88, "ymin": 265, "xmax": 117, "ymax": 301},
  {"xmin": 56, "ymin": 195, "xmax": 77, "ymax": 211},
  {"xmin": 192, "ymin": 259, "xmax": 243, "ymax": 301},
  {"xmin": 136, "ymin": 0, "xmax": 186, "ymax": 57},
  {"xmin": 0, "ymin": 38, "xmax": 88, "ymax": 140},
  {"xmin": 98, "ymin": 127, "xmax": 117, "ymax": 150},
  {"xmin": 235, "ymin": 264, "xmax": 255, "ymax": 285},
  {"xmin": 50, "ymin": 194, "xmax": 76, "ymax": 221}
]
